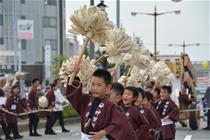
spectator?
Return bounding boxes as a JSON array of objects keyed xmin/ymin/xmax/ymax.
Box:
[
  {"xmin": 53, "ymin": 79, "xmax": 70, "ymax": 133},
  {"xmin": 3, "ymin": 74, "xmax": 14, "ymax": 97},
  {"xmin": 203, "ymin": 86, "xmax": 210, "ymax": 130}
]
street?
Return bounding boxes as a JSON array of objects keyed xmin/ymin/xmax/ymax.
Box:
[{"xmin": 18, "ymin": 120, "xmax": 210, "ymax": 140}]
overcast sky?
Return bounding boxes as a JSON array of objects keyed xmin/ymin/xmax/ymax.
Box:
[{"xmin": 65, "ymin": 0, "xmax": 209, "ymax": 61}]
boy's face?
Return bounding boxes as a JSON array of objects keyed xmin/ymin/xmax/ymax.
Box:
[
  {"xmin": 34, "ymin": 81, "xmax": 40, "ymax": 89},
  {"xmin": 134, "ymin": 94, "xmax": 143, "ymax": 108},
  {"xmin": 56, "ymin": 80, "xmax": 62, "ymax": 89},
  {"xmin": 109, "ymin": 89, "xmax": 122, "ymax": 104},
  {"xmin": 13, "ymin": 87, "xmax": 20, "ymax": 96},
  {"xmin": 122, "ymin": 89, "xmax": 136, "ymax": 107},
  {"xmin": 152, "ymin": 90, "xmax": 158, "ymax": 98},
  {"xmin": 0, "ymin": 79, "xmax": 6, "ymax": 87},
  {"xmin": 90, "ymin": 76, "xmax": 110, "ymax": 99},
  {"xmin": 160, "ymin": 88, "xmax": 170, "ymax": 100}
]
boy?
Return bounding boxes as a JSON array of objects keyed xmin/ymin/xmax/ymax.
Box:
[
  {"xmin": 0, "ymin": 89, "xmax": 13, "ymax": 140},
  {"xmin": 53, "ymin": 79, "xmax": 69, "ymax": 133},
  {"xmin": 143, "ymin": 91, "xmax": 162, "ymax": 140},
  {"xmin": 66, "ymin": 69, "xmax": 137, "ymax": 140},
  {"xmin": 45, "ymin": 84, "xmax": 56, "ymax": 135},
  {"xmin": 155, "ymin": 86, "xmax": 179, "ymax": 140},
  {"xmin": 6, "ymin": 85, "xmax": 30, "ymax": 139},
  {"xmin": 28, "ymin": 79, "xmax": 42, "ymax": 136},
  {"xmin": 121, "ymin": 86, "xmax": 149, "ymax": 140},
  {"xmin": 152, "ymin": 88, "xmax": 160, "ymax": 103},
  {"xmin": 109, "ymin": 82, "xmax": 124, "ymax": 106}
]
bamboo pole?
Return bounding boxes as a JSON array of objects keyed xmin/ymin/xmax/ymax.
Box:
[
  {"xmin": 68, "ymin": 37, "xmax": 90, "ymax": 85},
  {"xmin": 94, "ymin": 53, "xmax": 108, "ymax": 65},
  {"xmin": 124, "ymin": 65, "xmax": 134, "ymax": 86}
]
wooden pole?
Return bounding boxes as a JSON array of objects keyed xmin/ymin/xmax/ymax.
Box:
[{"xmin": 68, "ymin": 37, "xmax": 90, "ymax": 85}]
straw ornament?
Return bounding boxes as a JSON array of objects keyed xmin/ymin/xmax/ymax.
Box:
[
  {"xmin": 118, "ymin": 75, "xmax": 140, "ymax": 87},
  {"xmin": 99, "ymin": 28, "xmax": 134, "ymax": 64},
  {"xmin": 151, "ymin": 62, "xmax": 174, "ymax": 86},
  {"xmin": 59, "ymin": 55, "xmax": 95, "ymax": 89},
  {"xmin": 69, "ymin": 5, "xmax": 113, "ymax": 45},
  {"xmin": 123, "ymin": 46, "xmax": 151, "ymax": 69},
  {"xmin": 67, "ymin": 5, "xmax": 113, "ymax": 85}
]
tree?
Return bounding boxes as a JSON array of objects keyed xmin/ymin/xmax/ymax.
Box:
[{"xmin": 51, "ymin": 55, "xmax": 67, "ymax": 80}]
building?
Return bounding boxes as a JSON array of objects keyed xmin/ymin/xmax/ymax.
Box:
[
  {"xmin": 64, "ymin": 33, "xmax": 81, "ymax": 57},
  {"xmin": 0, "ymin": 0, "xmax": 79, "ymax": 83}
]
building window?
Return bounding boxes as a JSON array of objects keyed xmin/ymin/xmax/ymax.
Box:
[
  {"xmin": 20, "ymin": 15, "xmax": 26, "ymax": 19},
  {"xmin": 0, "ymin": 38, "xmax": 4, "ymax": 45},
  {"xmin": 43, "ymin": 17, "xmax": 56, "ymax": 27},
  {"xmin": 21, "ymin": 40, "xmax": 27, "ymax": 50},
  {"xmin": 20, "ymin": 0, "xmax": 25, "ymax": 4},
  {"xmin": 45, "ymin": 39, "xmax": 57, "ymax": 50},
  {"xmin": 0, "ymin": 15, "xmax": 3, "ymax": 25},
  {"xmin": 45, "ymin": 0, "xmax": 56, "ymax": 5}
]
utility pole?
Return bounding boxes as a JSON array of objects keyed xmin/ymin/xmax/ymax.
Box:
[
  {"xmin": 116, "ymin": 0, "xmax": 121, "ymax": 79},
  {"xmin": 169, "ymin": 40, "xmax": 200, "ymax": 54},
  {"xmin": 89, "ymin": 0, "xmax": 95, "ymax": 59},
  {"xmin": 131, "ymin": 6, "xmax": 180, "ymax": 57}
]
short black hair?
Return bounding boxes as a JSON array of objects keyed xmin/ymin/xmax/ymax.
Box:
[
  {"xmin": 53, "ymin": 79, "xmax": 61, "ymax": 85},
  {"xmin": 124, "ymin": 86, "xmax": 139, "ymax": 99},
  {"xmin": 155, "ymin": 87, "xmax": 160, "ymax": 95},
  {"xmin": 92, "ymin": 69, "xmax": 112, "ymax": 85},
  {"xmin": 144, "ymin": 91, "xmax": 153, "ymax": 101},
  {"xmin": 11, "ymin": 84, "xmax": 20, "ymax": 94},
  {"xmin": 0, "ymin": 89, "xmax": 4, "ymax": 97},
  {"xmin": 50, "ymin": 83, "xmax": 56, "ymax": 89},
  {"xmin": 12, "ymin": 84, "xmax": 19, "ymax": 90},
  {"xmin": 136, "ymin": 87, "xmax": 145, "ymax": 99},
  {"xmin": 161, "ymin": 85, "xmax": 172, "ymax": 94},
  {"xmin": 111, "ymin": 82, "xmax": 124, "ymax": 96},
  {"xmin": 32, "ymin": 78, "xmax": 39, "ymax": 84}
]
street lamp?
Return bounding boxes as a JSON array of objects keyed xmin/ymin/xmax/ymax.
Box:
[
  {"xmin": 171, "ymin": 0, "xmax": 182, "ymax": 2},
  {"xmin": 169, "ymin": 40, "xmax": 200, "ymax": 54},
  {"xmin": 88, "ymin": 0, "xmax": 108, "ymax": 59},
  {"xmin": 131, "ymin": 6, "xmax": 180, "ymax": 57},
  {"xmin": 97, "ymin": 0, "xmax": 108, "ymax": 69},
  {"xmin": 97, "ymin": 0, "xmax": 108, "ymax": 12}
]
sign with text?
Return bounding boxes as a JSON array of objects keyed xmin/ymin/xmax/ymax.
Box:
[
  {"xmin": 17, "ymin": 20, "xmax": 34, "ymax": 40},
  {"xmin": 44, "ymin": 45, "xmax": 51, "ymax": 79}
]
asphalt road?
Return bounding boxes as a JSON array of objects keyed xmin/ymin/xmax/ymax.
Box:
[{"xmin": 8, "ymin": 120, "xmax": 210, "ymax": 140}]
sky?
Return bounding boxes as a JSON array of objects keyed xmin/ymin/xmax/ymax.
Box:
[{"xmin": 65, "ymin": 0, "xmax": 210, "ymax": 61}]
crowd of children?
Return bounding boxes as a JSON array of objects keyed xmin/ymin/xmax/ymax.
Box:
[
  {"xmin": 0, "ymin": 67, "xmax": 180, "ymax": 140},
  {"xmin": 66, "ymin": 68, "xmax": 180, "ymax": 140}
]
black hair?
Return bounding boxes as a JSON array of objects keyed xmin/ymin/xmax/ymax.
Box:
[
  {"xmin": 11, "ymin": 84, "xmax": 20, "ymax": 94},
  {"xmin": 92, "ymin": 69, "xmax": 112, "ymax": 85},
  {"xmin": 161, "ymin": 85, "xmax": 172, "ymax": 94},
  {"xmin": 50, "ymin": 83, "xmax": 56, "ymax": 89},
  {"xmin": 11, "ymin": 84, "xmax": 19, "ymax": 90},
  {"xmin": 155, "ymin": 87, "xmax": 160, "ymax": 95},
  {"xmin": 144, "ymin": 91, "xmax": 153, "ymax": 102},
  {"xmin": 111, "ymin": 82, "xmax": 124, "ymax": 96},
  {"xmin": 136, "ymin": 87, "xmax": 145, "ymax": 99},
  {"xmin": 0, "ymin": 89, "xmax": 4, "ymax": 97},
  {"xmin": 53, "ymin": 79, "xmax": 61, "ymax": 85},
  {"xmin": 124, "ymin": 86, "xmax": 139, "ymax": 99},
  {"xmin": 32, "ymin": 78, "xmax": 39, "ymax": 84}
]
